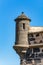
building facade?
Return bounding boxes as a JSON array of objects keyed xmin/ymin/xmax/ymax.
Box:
[{"xmin": 13, "ymin": 12, "xmax": 43, "ymax": 65}]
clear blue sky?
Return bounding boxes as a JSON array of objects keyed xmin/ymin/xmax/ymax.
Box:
[{"xmin": 0, "ymin": 0, "xmax": 43, "ymax": 65}]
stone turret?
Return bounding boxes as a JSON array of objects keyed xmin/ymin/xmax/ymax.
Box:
[
  {"xmin": 15, "ymin": 12, "xmax": 31, "ymax": 45},
  {"xmin": 13, "ymin": 12, "xmax": 31, "ymax": 65}
]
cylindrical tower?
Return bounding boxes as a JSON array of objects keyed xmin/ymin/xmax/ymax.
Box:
[
  {"xmin": 13, "ymin": 12, "xmax": 31, "ymax": 65},
  {"xmin": 15, "ymin": 12, "xmax": 31, "ymax": 45}
]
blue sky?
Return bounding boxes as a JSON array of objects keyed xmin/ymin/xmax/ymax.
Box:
[{"xmin": 0, "ymin": 0, "xmax": 43, "ymax": 65}]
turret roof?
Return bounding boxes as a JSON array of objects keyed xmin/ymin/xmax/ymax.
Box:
[{"xmin": 15, "ymin": 12, "xmax": 31, "ymax": 21}]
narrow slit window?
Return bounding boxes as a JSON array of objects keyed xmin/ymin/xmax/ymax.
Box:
[
  {"xmin": 42, "ymin": 49, "xmax": 43, "ymax": 52},
  {"xmin": 23, "ymin": 23, "xmax": 25, "ymax": 29}
]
